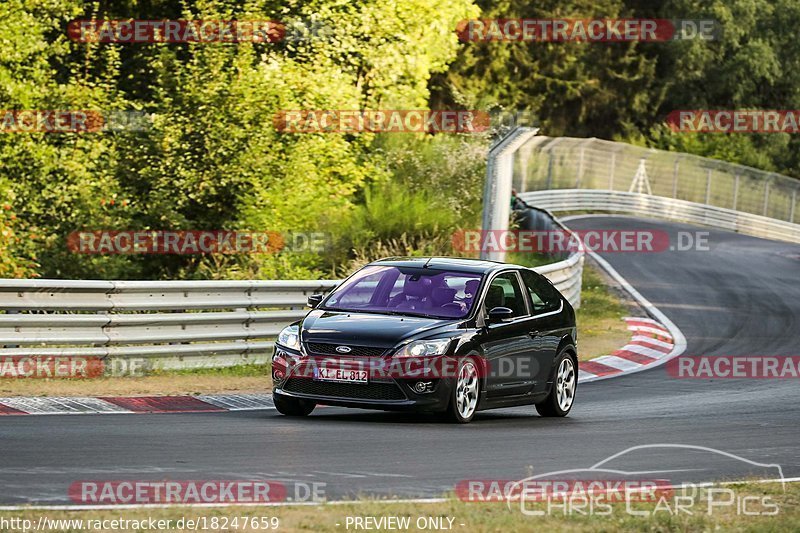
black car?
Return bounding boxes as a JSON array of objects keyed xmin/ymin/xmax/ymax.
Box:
[{"xmin": 272, "ymin": 257, "xmax": 578, "ymax": 423}]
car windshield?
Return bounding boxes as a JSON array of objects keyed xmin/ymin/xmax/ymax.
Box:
[{"xmin": 321, "ymin": 265, "xmax": 483, "ymax": 319}]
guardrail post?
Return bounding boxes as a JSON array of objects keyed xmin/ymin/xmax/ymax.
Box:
[
  {"xmin": 705, "ymin": 169, "xmax": 712, "ymax": 205},
  {"xmin": 575, "ymin": 147, "xmax": 584, "ymax": 187},
  {"xmin": 574, "ymin": 138, "xmax": 594, "ymax": 188},
  {"xmin": 791, "ymin": 189, "xmax": 797, "ymax": 223},
  {"xmin": 608, "ymin": 152, "xmax": 616, "ymax": 190},
  {"xmin": 481, "ymin": 127, "xmax": 540, "ymax": 262},
  {"xmin": 733, "ymin": 174, "xmax": 740, "ymax": 210},
  {"xmin": 763, "ymin": 180, "xmax": 771, "ymax": 216},
  {"xmin": 519, "ymin": 144, "xmax": 531, "ymax": 193},
  {"xmin": 672, "ymin": 159, "xmax": 680, "ymax": 198}
]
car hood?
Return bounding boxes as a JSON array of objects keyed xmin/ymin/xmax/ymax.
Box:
[{"xmin": 300, "ymin": 309, "xmax": 454, "ymax": 349}]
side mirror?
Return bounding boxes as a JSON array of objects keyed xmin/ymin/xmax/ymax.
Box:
[
  {"xmin": 307, "ymin": 294, "xmax": 324, "ymax": 308},
  {"xmin": 487, "ymin": 306, "xmax": 514, "ymax": 323}
]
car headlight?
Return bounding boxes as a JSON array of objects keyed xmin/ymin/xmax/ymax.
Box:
[
  {"xmin": 277, "ymin": 325, "xmax": 300, "ymax": 351},
  {"xmin": 395, "ymin": 338, "xmax": 451, "ymax": 358}
]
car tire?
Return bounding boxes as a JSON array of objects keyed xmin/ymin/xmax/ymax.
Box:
[
  {"xmin": 273, "ymin": 394, "xmax": 316, "ymax": 417},
  {"xmin": 535, "ymin": 349, "xmax": 577, "ymax": 417},
  {"xmin": 444, "ymin": 358, "xmax": 481, "ymax": 424}
]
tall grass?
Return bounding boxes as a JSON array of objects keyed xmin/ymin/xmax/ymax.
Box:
[
  {"xmin": 337, "ymin": 181, "xmax": 459, "ymax": 271},
  {"xmin": 326, "ymin": 134, "xmax": 489, "ymax": 275}
]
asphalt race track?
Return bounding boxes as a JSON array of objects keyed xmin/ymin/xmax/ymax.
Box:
[{"xmin": 1, "ymin": 216, "xmax": 798, "ymax": 505}]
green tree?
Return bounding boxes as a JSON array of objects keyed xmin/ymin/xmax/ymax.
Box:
[{"xmin": 430, "ymin": 0, "xmax": 658, "ymax": 138}]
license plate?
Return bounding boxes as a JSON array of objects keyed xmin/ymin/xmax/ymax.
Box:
[{"xmin": 314, "ymin": 367, "xmax": 369, "ymax": 384}]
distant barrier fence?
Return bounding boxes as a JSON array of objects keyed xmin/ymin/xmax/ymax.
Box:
[
  {"xmin": 481, "ymin": 128, "xmax": 585, "ymax": 308},
  {"xmin": 519, "ymin": 189, "xmax": 800, "ymax": 244},
  {"xmin": 514, "ymin": 135, "xmax": 800, "ymax": 232},
  {"xmin": 480, "ymin": 129, "xmax": 800, "ymax": 318}
]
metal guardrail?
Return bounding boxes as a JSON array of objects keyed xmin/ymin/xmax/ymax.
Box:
[
  {"xmin": 519, "ymin": 189, "xmax": 800, "ymax": 245},
  {"xmin": 481, "ymin": 129, "xmax": 800, "ymax": 320},
  {"xmin": 481, "ymin": 128, "xmax": 585, "ymax": 308},
  {"xmin": 0, "ymin": 280, "xmax": 338, "ymax": 369},
  {"xmin": 513, "ymin": 204, "xmax": 585, "ymax": 308},
  {"xmin": 0, "ymin": 254, "xmax": 586, "ymax": 369},
  {"xmin": 515, "ymin": 136, "xmax": 800, "ymax": 225},
  {"xmin": 481, "ymin": 127, "xmax": 540, "ymax": 261},
  {"xmin": 31, "ymin": 130, "xmax": 794, "ymax": 369},
  {"xmin": 535, "ymin": 249, "xmax": 583, "ymax": 309}
]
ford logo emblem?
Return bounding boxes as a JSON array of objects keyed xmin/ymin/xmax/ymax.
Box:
[{"xmin": 336, "ymin": 346, "xmax": 352, "ymax": 354}]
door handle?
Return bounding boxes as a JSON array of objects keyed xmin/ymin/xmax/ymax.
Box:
[{"xmin": 529, "ymin": 330, "xmax": 541, "ymax": 338}]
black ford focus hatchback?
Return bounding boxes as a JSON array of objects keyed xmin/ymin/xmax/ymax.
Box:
[{"xmin": 272, "ymin": 257, "xmax": 578, "ymax": 423}]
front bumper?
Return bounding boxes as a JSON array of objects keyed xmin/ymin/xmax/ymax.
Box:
[
  {"xmin": 272, "ymin": 347, "xmax": 455, "ymax": 412},
  {"xmin": 274, "ymin": 377, "xmax": 453, "ymax": 412}
]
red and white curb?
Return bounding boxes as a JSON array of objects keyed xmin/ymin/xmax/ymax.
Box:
[
  {"xmin": 560, "ymin": 214, "xmax": 688, "ymax": 383},
  {"xmin": 0, "ymin": 315, "xmax": 678, "ymax": 415},
  {"xmin": 0, "ymin": 394, "xmax": 274, "ymax": 416},
  {"xmin": 0, "ymin": 317, "xmax": 679, "ymax": 414},
  {"xmin": 579, "ymin": 317, "xmax": 675, "ymax": 382},
  {"xmin": 0, "ymin": 239, "xmax": 687, "ymax": 414}
]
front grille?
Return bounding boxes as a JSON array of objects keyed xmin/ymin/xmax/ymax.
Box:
[
  {"xmin": 282, "ymin": 378, "xmax": 406, "ymax": 401},
  {"xmin": 305, "ymin": 342, "xmax": 388, "ymax": 357}
]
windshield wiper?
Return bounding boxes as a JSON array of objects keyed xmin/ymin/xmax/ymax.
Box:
[
  {"xmin": 402, "ymin": 312, "xmax": 448, "ymax": 319},
  {"xmin": 320, "ymin": 307, "xmax": 401, "ymax": 315},
  {"xmin": 320, "ymin": 307, "xmax": 443, "ymax": 319}
]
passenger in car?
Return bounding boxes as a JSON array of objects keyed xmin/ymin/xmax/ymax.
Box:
[{"xmin": 390, "ymin": 276, "xmax": 433, "ymax": 310}]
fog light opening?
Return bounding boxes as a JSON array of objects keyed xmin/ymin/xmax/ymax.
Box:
[{"xmin": 413, "ymin": 381, "xmax": 434, "ymax": 394}]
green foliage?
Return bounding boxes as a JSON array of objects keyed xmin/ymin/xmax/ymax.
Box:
[
  {"xmin": 0, "ymin": 0, "xmax": 132, "ymax": 278},
  {"xmin": 617, "ymin": 0, "xmax": 800, "ymax": 175},
  {"xmin": 370, "ymin": 133, "xmax": 489, "ymax": 225},
  {"xmin": 578, "ymin": 263, "xmax": 626, "ymax": 321},
  {"xmin": 436, "ymin": 0, "xmax": 800, "ymax": 178},
  {"xmin": 431, "ymin": 0, "xmax": 660, "ymax": 138},
  {"xmin": 0, "ymin": 0, "xmax": 480, "ymax": 280},
  {"xmin": 504, "ymin": 251, "xmax": 554, "ymax": 269},
  {"xmin": 0, "ymin": 182, "xmax": 39, "ymax": 277},
  {"xmin": 330, "ymin": 178, "xmax": 460, "ymax": 272},
  {"xmin": 3, "ymin": 0, "xmax": 799, "ymax": 281},
  {"xmin": 323, "ymin": 132, "xmax": 490, "ymax": 275}
]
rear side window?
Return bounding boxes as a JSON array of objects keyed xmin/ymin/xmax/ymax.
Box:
[
  {"xmin": 520, "ymin": 270, "xmax": 562, "ymax": 313},
  {"xmin": 484, "ymin": 272, "xmax": 527, "ymax": 318}
]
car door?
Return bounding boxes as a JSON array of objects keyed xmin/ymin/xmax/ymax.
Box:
[
  {"xmin": 519, "ymin": 269, "xmax": 567, "ymax": 394},
  {"xmin": 479, "ymin": 271, "xmax": 539, "ymax": 397}
]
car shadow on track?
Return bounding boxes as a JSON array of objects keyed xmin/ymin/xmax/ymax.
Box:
[{"xmin": 261, "ymin": 407, "xmax": 581, "ymax": 427}]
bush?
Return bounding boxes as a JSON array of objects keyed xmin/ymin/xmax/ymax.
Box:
[{"xmin": 323, "ymin": 133, "xmax": 490, "ymax": 275}]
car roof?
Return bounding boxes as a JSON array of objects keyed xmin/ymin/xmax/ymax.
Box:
[{"xmin": 370, "ymin": 256, "xmax": 526, "ymax": 274}]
